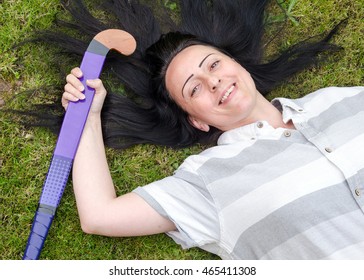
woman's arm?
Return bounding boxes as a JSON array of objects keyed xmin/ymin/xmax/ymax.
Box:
[{"xmin": 63, "ymin": 68, "xmax": 176, "ymax": 237}]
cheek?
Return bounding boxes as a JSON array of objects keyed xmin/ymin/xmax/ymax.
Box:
[{"xmin": 240, "ymin": 69, "xmax": 256, "ymax": 89}]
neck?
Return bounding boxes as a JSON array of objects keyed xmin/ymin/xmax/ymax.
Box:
[{"xmin": 253, "ymin": 93, "xmax": 295, "ymax": 129}]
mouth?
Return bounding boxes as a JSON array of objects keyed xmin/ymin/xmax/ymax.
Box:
[{"xmin": 219, "ymin": 83, "xmax": 236, "ymax": 105}]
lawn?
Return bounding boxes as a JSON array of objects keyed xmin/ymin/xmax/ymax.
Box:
[{"xmin": 0, "ymin": 0, "xmax": 363, "ymax": 260}]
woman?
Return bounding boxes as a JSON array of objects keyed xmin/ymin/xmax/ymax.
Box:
[{"xmin": 32, "ymin": 0, "xmax": 364, "ymax": 259}]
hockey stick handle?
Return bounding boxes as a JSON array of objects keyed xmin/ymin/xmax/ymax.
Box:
[{"xmin": 23, "ymin": 208, "xmax": 55, "ymax": 260}]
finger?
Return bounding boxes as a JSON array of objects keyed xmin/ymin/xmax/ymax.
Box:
[
  {"xmin": 66, "ymin": 74, "xmax": 85, "ymax": 92},
  {"xmin": 86, "ymin": 79, "xmax": 106, "ymax": 94},
  {"xmin": 62, "ymin": 91, "xmax": 82, "ymax": 103},
  {"xmin": 64, "ymin": 83, "xmax": 85, "ymax": 100},
  {"xmin": 70, "ymin": 67, "xmax": 83, "ymax": 78},
  {"xmin": 61, "ymin": 98, "xmax": 68, "ymax": 111},
  {"xmin": 61, "ymin": 95, "xmax": 70, "ymax": 111}
]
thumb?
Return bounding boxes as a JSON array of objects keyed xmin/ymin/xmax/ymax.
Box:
[{"xmin": 86, "ymin": 79, "xmax": 106, "ymax": 94}]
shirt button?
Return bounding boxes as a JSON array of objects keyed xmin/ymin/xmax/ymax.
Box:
[
  {"xmin": 355, "ymin": 189, "xmax": 361, "ymax": 197},
  {"xmin": 325, "ymin": 147, "xmax": 333, "ymax": 153},
  {"xmin": 257, "ymin": 122, "xmax": 264, "ymax": 128},
  {"xmin": 284, "ymin": 130, "xmax": 291, "ymax": 137}
]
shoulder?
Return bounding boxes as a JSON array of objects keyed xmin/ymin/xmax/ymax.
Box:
[
  {"xmin": 298, "ymin": 86, "xmax": 364, "ymax": 105},
  {"xmin": 292, "ymin": 86, "xmax": 364, "ymax": 117}
]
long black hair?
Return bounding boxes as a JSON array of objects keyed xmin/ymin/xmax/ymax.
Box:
[{"xmin": 21, "ymin": 0, "xmax": 344, "ymax": 149}]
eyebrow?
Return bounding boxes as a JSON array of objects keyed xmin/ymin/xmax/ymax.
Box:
[{"xmin": 181, "ymin": 53, "xmax": 215, "ymax": 96}]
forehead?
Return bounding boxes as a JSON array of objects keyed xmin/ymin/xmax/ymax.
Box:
[
  {"xmin": 165, "ymin": 45, "xmax": 219, "ymax": 91},
  {"xmin": 169, "ymin": 44, "xmax": 218, "ymax": 69}
]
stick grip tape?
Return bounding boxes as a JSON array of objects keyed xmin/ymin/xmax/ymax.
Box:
[{"xmin": 23, "ymin": 209, "xmax": 54, "ymax": 260}]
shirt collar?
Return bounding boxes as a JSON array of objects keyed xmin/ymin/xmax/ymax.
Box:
[
  {"xmin": 217, "ymin": 98, "xmax": 305, "ymax": 145},
  {"xmin": 271, "ymin": 97, "xmax": 306, "ymax": 123},
  {"xmin": 218, "ymin": 122, "xmax": 259, "ymax": 145}
]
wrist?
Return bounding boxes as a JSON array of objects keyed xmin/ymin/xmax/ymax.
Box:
[{"xmin": 84, "ymin": 113, "xmax": 102, "ymax": 129}]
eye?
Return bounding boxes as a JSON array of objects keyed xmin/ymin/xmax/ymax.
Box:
[
  {"xmin": 191, "ymin": 84, "xmax": 200, "ymax": 97},
  {"xmin": 210, "ymin": 60, "xmax": 220, "ymax": 70}
]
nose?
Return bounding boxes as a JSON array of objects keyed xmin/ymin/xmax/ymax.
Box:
[{"xmin": 208, "ymin": 75, "xmax": 221, "ymax": 92}]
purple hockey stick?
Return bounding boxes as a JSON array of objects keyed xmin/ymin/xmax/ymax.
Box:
[{"xmin": 23, "ymin": 29, "xmax": 136, "ymax": 260}]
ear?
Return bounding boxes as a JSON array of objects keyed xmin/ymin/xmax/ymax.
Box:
[{"xmin": 188, "ymin": 116, "xmax": 210, "ymax": 132}]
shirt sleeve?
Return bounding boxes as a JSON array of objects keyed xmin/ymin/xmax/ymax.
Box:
[{"xmin": 133, "ymin": 171, "xmax": 220, "ymax": 249}]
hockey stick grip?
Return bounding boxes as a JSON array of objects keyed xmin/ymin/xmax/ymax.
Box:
[{"xmin": 23, "ymin": 209, "xmax": 54, "ymax": 260}]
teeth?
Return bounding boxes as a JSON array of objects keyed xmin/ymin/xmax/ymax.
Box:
[{"xmin": 220, "ymin": 84, "xmax": 235, "ymax": 104}]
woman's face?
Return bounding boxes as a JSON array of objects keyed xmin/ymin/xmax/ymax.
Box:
[{"xmin": 165, "ymin": 44, "xmax": 260, "ymax": 132}]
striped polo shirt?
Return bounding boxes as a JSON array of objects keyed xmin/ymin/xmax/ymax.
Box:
[{"xmin": 134, "ymin": 86, "xmax": 364, "ymax": 259}]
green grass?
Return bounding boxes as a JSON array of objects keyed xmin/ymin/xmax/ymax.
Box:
[{"xmin": 0, "ymin": 0, "xmax": 363, "ymax": 260}]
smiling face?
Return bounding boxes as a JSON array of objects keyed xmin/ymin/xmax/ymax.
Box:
[{"xmin": 165, "ymin": 44, "xmax": 261, "ymax": 132}]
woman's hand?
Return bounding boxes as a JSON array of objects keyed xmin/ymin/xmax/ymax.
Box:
[{"xmin": 62, "ymin": 67, "xmax": 107, "ymax": 115}]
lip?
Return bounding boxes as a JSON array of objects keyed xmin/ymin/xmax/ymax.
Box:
[{"xmin": 218, "ymin": 83, "xmax": 236, "ymax": 106}]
